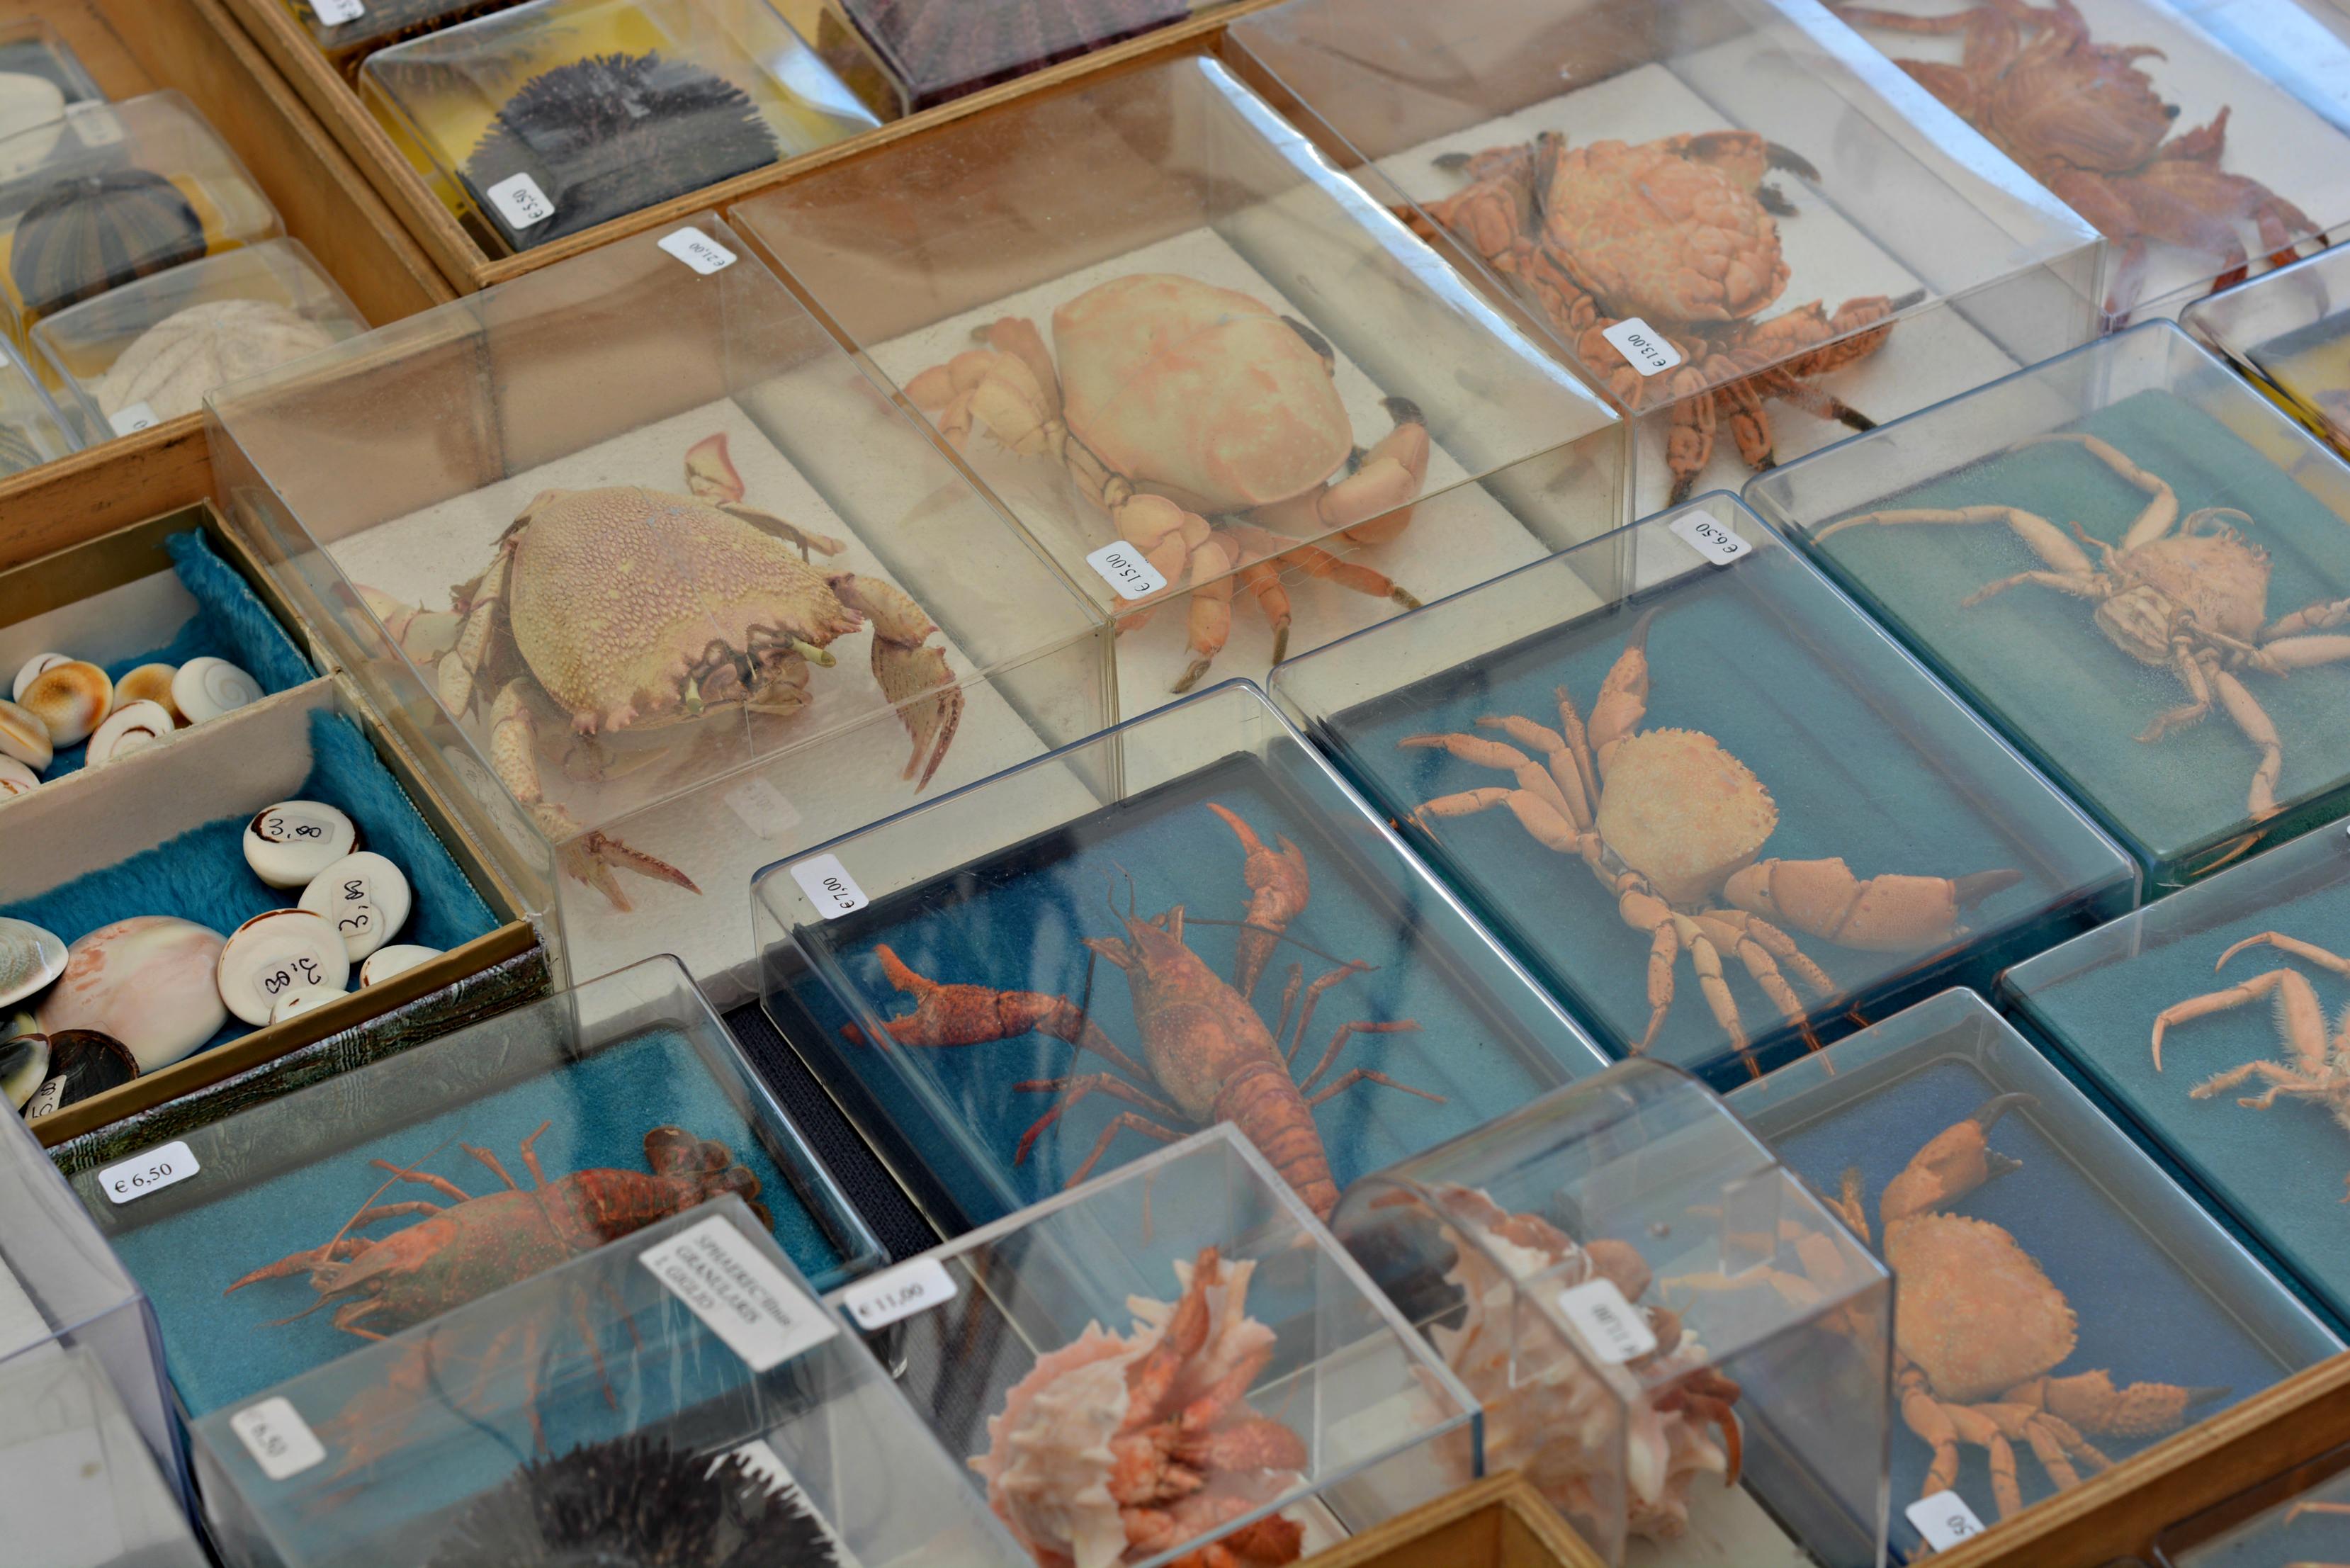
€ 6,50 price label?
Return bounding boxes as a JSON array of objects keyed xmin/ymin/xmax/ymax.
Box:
[
  {"xmin": 1906, "ymin": 1489, "xmax": 1987, "ymax": 1550},
  {"xmin": 790, "ymin": 853, "xmax": 868, "ymax": 920},
  {"xmin": 840, "ymin": 1257, "xmax": 958, "ymax": 1332},
  {"xmin": 1085, "ymin": 540, "xmax": 1170, "ymax": 602},
  {"xmin": 230, "ymin": 1397, "xmax": 326, "ymax": 1482},
  {"xmin": 98, "ymin": 1141, "xmax": 199, "ymax": 1207},
  {"xmin": 1669, "ymin": 510, "xmax": 1752, "ymax": 565}
]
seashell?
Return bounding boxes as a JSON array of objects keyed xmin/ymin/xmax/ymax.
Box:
[
  {"xmin": 0, "ymin": 698, "xmax": 51, "ymax": 770},
  {"xmin": 0, "ymin": 73, "xmax": 67, "ymax": 181},
  {"xmin": 9, "ymin": 169, "xmax": 209, "ymax": 323},
  {"xmin": 23, "ymin": 1030, "xmax": 137, "ymax": 1117},
  {"xmin": 0, "ymin": 916, "xmax": 66, "ymax": 1008},
  {"xmin": 269, "ymin": 988, "xmax": 334, "ymax": 1025},
  {"xmin": 94, "ymin": 298, "xmax": 341, "ymax": 425},
  {"xmin": 0, "ymin": 1028, "xmax": 49, "ymax": 1109},
  {"xmin": 243, "ymin": 800, "xmax": 357, "ymax": 887},
  {"xmin": 11, "ymin": 651, "xmax": 67, "ymax": 701},
  {"xmin": 0, "ymin": 755, "xmax": 36, "ymax": 796},
  {"xmin": 358, "ymin": 943, "xmax": 441, "ymax": 987},
  {"xmin": 298, "ymin": 850, "xmax": 410, "ymax": 961},
  {"xmin": 215, "ymin": 908, "xmax": 349, "ymax": 1025},
  {"xmin": 38, "ymin": 915, "xmax": 227, "ymax": 1071},
  {"xmin": 113, "ymin": 662, "xmax": 181, "ymax": 721},
  {"xmin": 84, "ymin": 699, "xmax": 172, "ymax": 765},
  {"xmin": 172, "ymin": 655, "xmax": 260, "ymax": 723},
  {"xmin": 18, "ymin": 658, "xmax": 110, "ymax": 747}
]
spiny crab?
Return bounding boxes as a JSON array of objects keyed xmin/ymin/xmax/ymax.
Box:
[
  {"xmin": 1834, "ymin": 0, "xmax": 2327, "ymax": 320},
  {"xmin": 908, "ymin": 272, "xmax": 1431, "ymax": 692},
  {"xmin": 1416, "ymin": 130, "xmax": 1911, "ymax": 500},
  {"xmin": 1401, "ymin": 609, "xmax": 2020, "ymax": 1073},
  {"xmin": 362, "ymin": 433, "xmax": 961, "ymax": 910}
]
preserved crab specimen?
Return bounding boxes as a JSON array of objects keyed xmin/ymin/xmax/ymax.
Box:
[
  {"xmin": 363, "ymin": 432, "xmax": 962, "ymax": 910},
  {"xmin": 908, "ymin": 272, "xmax": 1430, "ymax": 691},
  {"xmin": 1833, "ymin": 0, "xmax": 2328, "ymax": 319},
  {"xmin": 972, "ymin": 1246, "xmax": 1309, "ymax": 1568},
  {"xmin": 1415, "ymin": 130, "xmax": 1909, "ymax": 501},
  {"xmin": 1820, "ymin": 431, "xmax": 2350, "ymax": 823},
  {"xmin": 1402, "ymin": 610, "xmax": 2019, "ymax": 1072}
]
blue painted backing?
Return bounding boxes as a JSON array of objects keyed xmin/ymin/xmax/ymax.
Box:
[{"xmin": 107, "ymin": 1027, "xmax": 851, "ymax": 1419}]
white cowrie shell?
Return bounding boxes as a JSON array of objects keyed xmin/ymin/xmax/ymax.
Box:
[
  {"xmin": 84, "ymin": 700, "xmax": 174, "ymax": 766},
  {"xmin": 298, "ymin": 851, "xmax": 411, "ymax": 961},
  {"xmin": 269, "ymin": 989, "xmax": 336, "ymax": 1025},
  {"xmin": 11, "ymin": 653, "xmax": 67, "ymax": 701},
  {"xmin": 19, "ymin": 660, "xmax": 110, "ymax": 748},
  {"xmin": 242, "ymin": 801, "xmax": 357, "ymax": 888},
  {"xmin": 172, "ymin": 657, "xmax": 261, "ymax": 723},
  {"xmin": 358, "ymin": 944, "xmax": 442, "ymax": 987},
  {"xmin": 216, "ymin": 909, "xmax": 349, "ymax": 1026},
  {"xmin": 113, "ymin": 663, "xmax": 181, "ymax": 722},
  {"xmin": 0, "ymin": 699, "xmax": 51, "ymax": 771},
  {"xmin": 0, "ymin": 755, "xmax": 36, "ymax": 796}
]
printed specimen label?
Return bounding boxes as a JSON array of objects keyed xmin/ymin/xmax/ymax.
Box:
[
  {"xmin": 639, "ymin": 1214, "xmax": 838, "ymax": 1372},
  {"xmin": 1556, "ymin": 1277, "xmax": 1658, "ymax": 1364}
]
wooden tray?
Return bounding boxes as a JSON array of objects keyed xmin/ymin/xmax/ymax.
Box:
[{"xmin": 1299, "ymin": 1475, "xmax": 1604, "ymax": 1568}]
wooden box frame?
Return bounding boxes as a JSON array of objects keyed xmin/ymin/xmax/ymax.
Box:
[{"xmin": 1300, "ymin": 1475, "xmax": 1605, "ymax": 1568}]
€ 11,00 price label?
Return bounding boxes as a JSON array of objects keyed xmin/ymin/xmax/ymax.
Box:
[
  {"xmin": 840, "ymin": 1256, "xmax": 958, "ymax": 1332},
  {"xmin": 98, "ymin": 1140, "xmax": 199, "ymax": 1206}
]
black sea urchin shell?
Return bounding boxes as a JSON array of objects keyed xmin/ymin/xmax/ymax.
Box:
[
  {"xmin": 425, "ymin": 1434, "xmax": 840, "ymax": 1568},
  {"xmin": 840, "ymin": 0, "xmax": 1188, "ymax": 108},
  {"xmin": 461, "ymin": 52, "xmax": 779, "ymax": 251},
  {"xmin": 9, "ymin": 169, "xmax": 206, "ymax": 322}
]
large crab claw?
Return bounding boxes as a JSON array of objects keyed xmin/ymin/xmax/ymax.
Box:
[
  {"xmin": 354, "ymin": 585, "xmax": 463, "ymax": 666},
  {"xmin": 830, "ymin": 573, "xmax": 964, "ymax": 789},
  {"xmin": 687, "ymin": 433, "xmax": 849, "ymax": 559},
  {"xmin": 1248, "ymin": 397, "xmax": 1431, "ymax": 547},
  {"xmin": 906, "ymin": 318, "xmax": 1066, "ymax": 458}
]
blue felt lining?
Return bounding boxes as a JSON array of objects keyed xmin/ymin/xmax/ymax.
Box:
[
  {"xmin": 5, "ymin": 709, "xmax": 498, "ymax": 1058},
  {"xmin": 39, "ymin": 531, "xmax": 312, "ymax": 779}
]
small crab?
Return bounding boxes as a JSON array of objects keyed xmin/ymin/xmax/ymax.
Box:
[
  {"xmin": 363, "ymin": 433, "xmax": 961, "ymax": 910},
  {"xmin": 908, "ymin": 272, "xmax": 1430, "ymax": 691}
]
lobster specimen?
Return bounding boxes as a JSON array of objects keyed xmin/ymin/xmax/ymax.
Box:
[
  {"xmin": 972, "ymin": 1246, "xmax": 1309, "ymax": 1568},
  {"xmin": 1401, "ymin": 609, "xmax": 2020, "ymax": 1072},
  {"xmin": 2151, "ymin": 930, "xmax": 2350, "ymax": 1195},
  {"xmin": 842, "ymin": 801, "xmax": 1439, "ymax": 1217},
  {"xmin": 1415, "ymin": 129, "xmax": 1905, "ymax": 501},
  {"xmin": 1833, "ymin": 0, "xmax": 2327, "ymax": 320},
  {"xmin": 1820, "ymin": 430, "xmax": 2350, "ymax": 823}
]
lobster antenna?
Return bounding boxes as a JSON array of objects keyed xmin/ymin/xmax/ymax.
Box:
[
  {"xmin": 318, "ymin": 1134, "xmax": 465, "ymax": 1260},
  {"xmin": 1182, "ymin": 916, "xmax": 1368, "ymax": 973}
]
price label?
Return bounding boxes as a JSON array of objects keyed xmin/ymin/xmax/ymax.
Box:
[
  {"xmin": 1600, "ymin": 316, "xmax": 1684, "ymax": 377},
  {"xmin": 639, "ymin": 1214, "xmax": 838, "ymax": 1372},
  {"xmin": 725, "ymin": 776, "xmax": 802, "ymax": 840},
  {"xmin": 99, "ymin": 1140, "xmax": 199, "ymax": 1207},
  {"xmin": 64, "ymin": 103, "xmax": 123, "ymax": 149},
  {"xmin": 1085, "ymin": 540, "xmax": 1170, "ymax": 602},
  {"xmin": 658, "ymin": 227, "xmax": 738, "ymax": 275},
  {"xmin": 108, "ymin": 402, "xmax": 159, "ymax": 436},
  {"xmin": 231, "ymin": 1397, "xmax": 326, "ymax": 1482},
  {"xmin": 840, "ymin": 1256, "xmax": 956, "ymax": 1331},
  {"xmin": 485, "ymin": 171, "xmax": 555, "ymax": 232},
  {"xmin": 789, "ymin": 853, "xmax": 867, "ymax": 920},
  {"xmin": 309, "ymin": 0, "xmax": 366, "ymax": 21},
  {"xmin": 1556, "ymin": 1276, "xmax": 1658, "ymax": 1365},
  {"xmin": 1669, "ymin": 511, "xmax": 1752, "ymax": 565},
  {"xmin": 1906, "ymin": 1489, "xmax": 1986, "ymax": 1550}
]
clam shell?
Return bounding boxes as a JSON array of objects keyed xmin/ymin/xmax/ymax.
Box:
[
  {"xmin": 269, "ymin": 988, "xmax": 332, "ymax": 1025},
  {"xmin": 95, "ymin": 298, "xmax": 341, "ymax": 425},
  {"xmin": 20, "ymin": 658, "xmax": 111, "ymax": 748},
  {"xmin": 242, "ymin": 800, "xmax": 356, "ymax": 887},
  {"xmin": 0, "ymin": 917, "xmax": 66, "ymax": 1008},
  {"xmin": 298, "ymin": 850, "xmax": 410, "ymax": 960},
  {"xmin": 173, "ymin": 656, "xmax": 260, "ymax": 723},
  {"xmin": 113, "ymin": 662, "xmax": 181, "ymax": 721},
  {"xmin": 0, "ymin": 755, "xmax": 36, "ymax": 796},
  {"xmin": 216, "ymin": 908, "xmax": 349, "ymax": 1025},
  {"xmin": 84, "ymin": 699, "xmax": 172, "ymax": 765},
  {"xmin": 11, "ymin": 652, "xmax": 67, "ymax": 701},
  {"xmin": 0, "ymin": 698, "xmax": 51, "ymax": 770},
  {"xmin": 0, "ymin": 1029, "xmax": 50, "ymax": 1110},
  {"xmin": 38, "ymin": 915, "xmax": 227, "ymax": 1071},
  {"xmin": 23, "ymin": 1030, "xmax": 137, "ymax": 1117},
  {"xmin": 358, "ymin": 943, "xmax": 441, "ymax": 987}
]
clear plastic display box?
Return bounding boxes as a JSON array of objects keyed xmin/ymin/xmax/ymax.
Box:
[
  {"xmin": 0, "ymin": 90, "xmax": 283, "ymax": 349},
  {"xmin": 279, "ymin": 0, "xmax": 536, "ymax": 81},
  {"xmin": 1747, "ymin": 321, "xmax": 2350, "ymax": 897},
  {"xmin": 2181, "ymin": 241, "xmax": 2350, "ymax": 461},
  {"xmin": 32, "ymin": 238, "xmax": 367, "ymax": 443},
  {"xmin": 730, "ymin": 55, "xmax": 1627, "ymax": 718},
  {"xmin": 2152, "ymin": 1440, "xmax": 2350, "ymax": 1564},
  {"xmin": 358, "ymin": 0, "xmax": 883, "ymax": 256},
  {"xmin": 1224, "ymin": 0, "xmax": 2105, "ymax": 553},
  {"xmin": 1267, "ymin": 492, "xmax": 2135, "ymax": 1089},
  {"xmin": 824, "ymin": 1123, "xmax": 1479, "ymax": 1568},
  {"xmin": 1823, "ymin": 0, "xmax": 2348, "ymax": 327},
  {"xmin": 0, "ymin": 21, "xmax": 106, "ymax": 114},
  {"xmin": 207, "ymin": 213, "xmax": 1111, "ymax": 1002},
  {"xmin": 1728, "ymin": 989, "xmax": 2341, "ymax": 1558},
  {"xmin": 59, "ymin": 955, "xmax": 884, "ymax": 1435},
  {"xmin": 0, "ymin": 329, "xmax": 79, "ymax": 473},
  {"xmin": 190, "ymin": 1195, "xmax": 1020, "ymax": 1568},
  {"xmin": 756, "ymin": 679, "xmax": 1614, "ymax": 1236},
  {"xmin": 2002, "ymin": 820, "xmax": 2350, "ymax": 1334},
  {"xmin": 806, "ymin": 0, "xmax": 1223, "ymax": 112},
  {"xmin": 1331, "ymin": 1058, "xmax": 1892, "ymax": 1567}
]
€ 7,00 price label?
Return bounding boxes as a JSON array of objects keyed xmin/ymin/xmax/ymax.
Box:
[{"xmin": 790, "ymin": 853, "xmax": 869, "ymax": 920}]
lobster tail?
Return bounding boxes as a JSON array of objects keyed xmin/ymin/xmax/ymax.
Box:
[{"xmin": 1214, "ymin": 1060, "xmax": 1338, "ymax": 1218}]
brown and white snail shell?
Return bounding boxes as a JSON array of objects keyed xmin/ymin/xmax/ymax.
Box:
[
  {"xmin": 23, "ymin": 1029, "xmax": 138, "ymax": 1117},
  {"xmin": 113, "ymin": 662, "xmax": 181, "ymax": 721},
  {"xmin": 0, "ymin": 755, "xmax": 36, "ymax": 796},
  {"xmin": 0, "ymin": 916, "xmax": 66, "ymax": 1008},
  {"xmin": 215, "ymin": 908, "xmax": 348, "ymax": 1025},
  {"xmin": 18, "ymin": 659, "xmax": 109, "ymax": 748},
  {"xmin": 172, "ymin": 657, "xmax": 260, "ymax": 723},
  {"xmin": 242, "ymin": 800, "xmax": 356, "ymax": 887},
  {"xmin": 0, "ymin": 698, "xmax": 51, "ymax": 771},
  {"xmin": 84, "ymin": 699, "xmax": 172, "ymax": 765},
  {"xmin": 11, "ymin": 652, "xmax": 68, "ymax": 701},
  {"xmin": 38, "ymin": 915, "xmax": 227, "ymax": 1072}
]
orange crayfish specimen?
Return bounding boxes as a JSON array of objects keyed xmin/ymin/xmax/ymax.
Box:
[{"xmin": 842, "ymin": 801, "xmax": 1439, "ymax": 1217}]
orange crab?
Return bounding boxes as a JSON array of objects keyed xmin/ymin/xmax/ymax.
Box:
[
  {"xmin": 908, "ymin": 273, "xmax": 1430, "ymax": 691},
  {"xmin": 1833, "ymin": 0, "xmax": 2328, "ymax": 319},
  {"xmin": 1416, "ymin": 130, "xmax": 1910, "ymax": 501}
]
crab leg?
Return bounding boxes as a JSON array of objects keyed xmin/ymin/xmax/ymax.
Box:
[
  {"xmin": 830, "ymin": 574, "xmax": 964, "ymax": 787},
  {"xmin": 2015, "ymin": 432, "xmax": 2180, "ymax": 547},
  {"xmin": 2210, "ymin": 666, "xmax": 2285, "ymax": 818},
  {"xmin": 2259, "ymin": 633, "xmax": 2350, "ymax": 672},
  {"xmin": 1814, "ymin": 502, "xmax": 2098, "ymax": 576},
  {"xmin": 1724, "ymin": 857, "xmax": 2023, "ymax": 949},
  {"xmin": 2218, "ymin": 932, "xmax": 2350, "ymax": 977},
  {"xmin": 485, "ymin": 682, "xmax": 701, "ymax": 909},
  {"xmin": 2265, "ymin": 594, "xmax": 2350, "ymax": 638},
  {"xmin": 1220, "ymin": 523, "xmax": 1422, "ymax": 612},
  {"xmin": 440, "ymin": 549, "xmax": 509, "ymax": 716},
  {"xmin": 2150, "ymin": 965, "xmax": 2322, "ymax": 1071},
  {"xmin": 1399, "ymin": 733, "xmax": 1576, "ymax": 823},
  {"xmin": 1588, "ymin": 611, "xmax": 1654, "ymax": 772}
]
